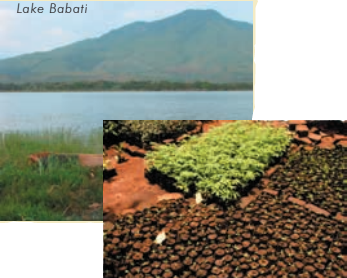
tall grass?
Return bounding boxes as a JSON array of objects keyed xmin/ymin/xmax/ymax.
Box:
[{"xmin": 0, "ymin": 127, "xmax": 102, "ymax": 221}]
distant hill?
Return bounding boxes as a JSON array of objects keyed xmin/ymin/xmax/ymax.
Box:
[{"xmin": 0, "ymin": 9, "xmax": 253, "ymax": 83}]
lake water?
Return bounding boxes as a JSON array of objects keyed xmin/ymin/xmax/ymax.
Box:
[{"xmin": 0, "ymin": 91, "xmax": 252, "ymax": 132}]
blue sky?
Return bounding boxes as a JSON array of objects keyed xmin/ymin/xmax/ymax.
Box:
[{"xmin": 0, "ymin": 1, "xmax": 253, "ymax": 59}]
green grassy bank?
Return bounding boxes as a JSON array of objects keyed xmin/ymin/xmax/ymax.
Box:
[{"xmin": 0, "ymin": 128, "xmax": 102, "ymax": 221}]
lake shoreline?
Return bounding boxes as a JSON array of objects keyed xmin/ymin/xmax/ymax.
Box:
[{"xmin": 0, "ymin": 81, "xmax": 253, "ymax": 92}]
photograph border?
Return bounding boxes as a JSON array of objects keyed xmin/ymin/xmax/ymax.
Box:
[{"xmin": 0, "ymin": 0, "xmax": 256, "ymax": 224}]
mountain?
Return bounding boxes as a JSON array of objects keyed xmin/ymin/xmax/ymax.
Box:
[{"xmin": 0, "ymin": 9, "xmax": 253, "ymax": 83}]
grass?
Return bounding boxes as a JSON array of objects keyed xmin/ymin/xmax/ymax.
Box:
[{"xmin": 0, "ymin": 127, "xmax": 102, "ymax": 221}]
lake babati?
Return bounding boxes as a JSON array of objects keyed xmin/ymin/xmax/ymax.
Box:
[{"xmin": 0, "ymin": 91, "xmax": 252, "ymax": 131}]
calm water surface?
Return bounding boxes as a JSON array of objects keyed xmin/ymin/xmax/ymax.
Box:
[{"xmin": 0, "ymin": 91, "xmax": 252, "ymax": 132}]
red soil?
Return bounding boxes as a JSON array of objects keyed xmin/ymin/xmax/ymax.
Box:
[
  {"xmin": 103, "ymin": 154, "xmax": 183, "ymax": 217},
  {"xmin": 29, "ymin": 152, "xmax": 102, "ymax": 167},
  {"xmin": 201, "ymin": 120, "xmax": 236, "ymax": 132},
  {"xmin": 29, "ymin": 152, "xmax": 51, "ymax": 163}
]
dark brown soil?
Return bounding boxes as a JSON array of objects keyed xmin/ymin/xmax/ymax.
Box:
[{"xmin": 104, "ymin": 120, "xmax": 345, "ymax": 278}]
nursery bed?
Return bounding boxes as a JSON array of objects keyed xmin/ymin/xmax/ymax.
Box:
[
  {"xmin": 104, "ymin": 120, "xmax": 346, "ymax": 277},
  {"xmin": 103, "ymin": 121, "xmax": 237, "ymax": 216}
]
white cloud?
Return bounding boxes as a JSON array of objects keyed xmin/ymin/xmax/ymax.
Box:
[
  {"xmin": 0, "ymin": 9, "xmax": 23, "ymax": 50},
  {"xmin": 46, "ymin": 27, "xmax": 65, "ymax": 37},
  {"xmin": 122, "ymin": 11, "xmax": 140, "ymax": 20},
  {"xmin": 122, "ymin": 9, "xmax": 178, "ymax": 22},
  {"xmin": 40, "ymin": 27, "xmax": 77, "ymax": 51},
  {"xmin": 0, "ymin": 9, "xmax": 16, "ymax": 35},
  {"xmin": 0, "ymin": 6, "xmax": 78, "ymax": 57}
]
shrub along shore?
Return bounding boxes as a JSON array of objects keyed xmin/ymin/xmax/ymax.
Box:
[
  {"xmin": 0, "ymin": 128, "xmax": 102, "ymax": 221},
  {"xmin": 0, "ymin": 81, "xmax": 253, "ymax": 92}
]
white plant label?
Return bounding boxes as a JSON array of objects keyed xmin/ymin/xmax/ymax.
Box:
[
  {"xmin": 155, "ymin": 230, "xmax": 166, "ymax": 245},
  {"xmin": 196, "ymin": 192, "xmax": 203, "ymax": 204}
]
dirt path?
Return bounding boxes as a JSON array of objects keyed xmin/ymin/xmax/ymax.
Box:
[{"xmin": 103, "ymin": 148, "xmax": 182, "ymax": 217}]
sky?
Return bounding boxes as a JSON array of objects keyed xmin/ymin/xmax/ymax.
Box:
[{"xmin": 0, "ymin": 1, "xmax": 253, "ymax": 60}]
